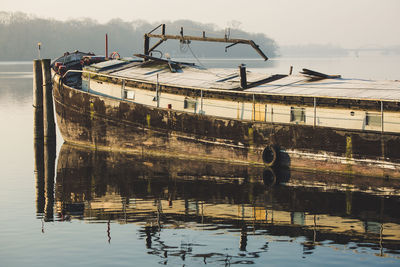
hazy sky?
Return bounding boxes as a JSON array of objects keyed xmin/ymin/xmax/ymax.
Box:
[{"xmin": 2, "ymin": 0, "xmax": 400, "ymax": 47}]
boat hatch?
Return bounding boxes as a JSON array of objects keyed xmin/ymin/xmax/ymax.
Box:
[{"xmin": 86, "ymin": 59, "xmax": 131, "ymax": 71}]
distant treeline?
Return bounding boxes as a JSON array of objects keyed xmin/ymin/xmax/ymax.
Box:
[{"xmin": 0, "ymin": 12, "xmax": 278, "ymax": 61}]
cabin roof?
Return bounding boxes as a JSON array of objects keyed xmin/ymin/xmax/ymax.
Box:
[
  {"xmin": 248, "ymin": 75, "xmax": 400, "ymax": 102},
  {"xmin": 89, "ymin": 60, "xmax": 400, "ymax": 102},
  {"xmin": 110, "ymin": 64, "xmax": 269, "ymax": 90}
]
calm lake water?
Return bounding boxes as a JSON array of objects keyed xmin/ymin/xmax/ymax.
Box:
[{"xmin": 1, "ymin": 56, "xmax": 400, "ymax": 266}]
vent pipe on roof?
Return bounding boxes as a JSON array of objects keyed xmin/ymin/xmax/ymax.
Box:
[
  {"xmin": 239, "ymin": 64, "xmax": 247, "ymax": 89},
  {"xmin": 105, "ymin": 33, "xmax": 108, "ymax": 60}
]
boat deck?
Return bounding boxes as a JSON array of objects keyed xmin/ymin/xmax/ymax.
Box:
[
  {"xmin": 85, "ymin": 58, "xmax": 400, "ymax": 103},
  {"xmin": 248, "ymin": 75, "xmax": 400, "ymax": 102}
]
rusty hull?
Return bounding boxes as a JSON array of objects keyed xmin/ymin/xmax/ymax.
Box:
[{"xmin": 53, "ymin": 77, "xmax": 400, "ymax": 179}]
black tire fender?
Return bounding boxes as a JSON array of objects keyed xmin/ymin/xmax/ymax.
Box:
[{"xmin": 262, "ymin": 144, "xmax": 279, "ymax": 167}]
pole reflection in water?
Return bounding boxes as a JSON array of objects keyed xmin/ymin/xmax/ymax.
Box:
[
  {"xmin": 41, "ymin": 143, "xmax": 400, "ymax": 264},
  {"xmin": 44, "ymin": 140, "xmax": 56, "ymax": 222},
  {"xmin": 34, "ymin": 137, "xmax": 56, "ymax": 222}
]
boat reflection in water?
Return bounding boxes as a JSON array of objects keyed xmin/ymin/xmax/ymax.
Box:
[{"xmin": 39, "ymin": 143, "xmax": 400, "ymax": 263}]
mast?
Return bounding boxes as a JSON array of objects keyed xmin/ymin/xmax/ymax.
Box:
[{"xmin": 143, "ymin": 24, "xmax": 268, "ymax": 61}]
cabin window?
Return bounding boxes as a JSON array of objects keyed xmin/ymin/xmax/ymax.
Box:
[
  {"xmin": 184, "ymin": 97, "xmax": 197, "ymax": 111},
  {"xmin": 366, "ymin": 112, "xmax": 381, "ymax": 127},
  {"xmin": 290, "ymin": 107, "xmax": 305, "ymax": 123},
  {"xmin": 126, "ymin": 91, "xmax": 135, "ymax": 100}
]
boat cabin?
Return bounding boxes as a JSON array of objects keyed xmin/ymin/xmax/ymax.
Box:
[{"xmin": 80, "ymin": 56, "xmax": 400, "ymax": 134}]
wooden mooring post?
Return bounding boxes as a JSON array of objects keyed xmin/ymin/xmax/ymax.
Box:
[
  {"xmin": 33, "ymin": 60, "xmax": 43, "ymax": 140},
  {"xmin": 41, "ymin": 59, "xmax": 56, "ymax": 144},
  {"xmin": 33, "ymin": 58, "xmax": 57, "ymax": 221},
  {"xmin": 33, "ymin": 59, "xmax": 45, "ymax": 216}
]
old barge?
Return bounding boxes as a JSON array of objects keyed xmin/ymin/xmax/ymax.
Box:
[{"xmin": 52, "ymin": 25, "xmax": 400, "ymax": 178}]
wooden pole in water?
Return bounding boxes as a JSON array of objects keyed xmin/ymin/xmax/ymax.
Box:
[
  {"xmin": 33, "ymin": 60, "xmax": 43, "ymax": 140},
  {"xmin": 34, "ymin": 59, "xmax": 45, "ymax": 216},
  {"xmin": 41, "ymin": 59, "xmax": 56, "ymax": 144}
]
